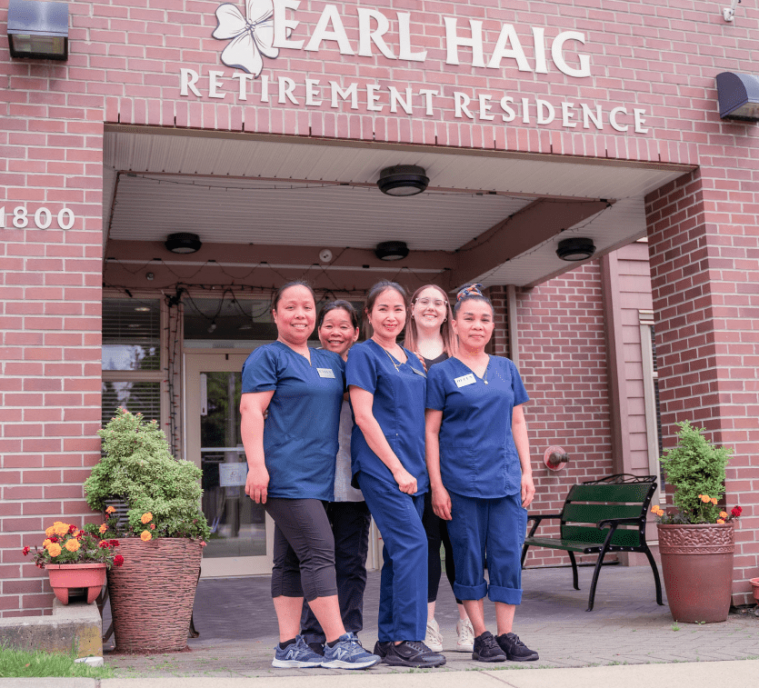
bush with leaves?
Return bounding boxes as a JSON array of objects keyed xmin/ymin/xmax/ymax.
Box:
[
  {"xmin": 85, "ymin": 408, "xmax": 211, "ymax": 541},
  {"xmin": 655, "ymin": 420, "xmax": 737, "ymax": 524}
]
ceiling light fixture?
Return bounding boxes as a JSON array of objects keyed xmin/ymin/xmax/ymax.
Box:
[
  {"xmin": 716, "ymin": 71, "xmax": 759, "ymax": 121},
  {"xmin": 7, "ymin": 0, "xmax": 69, "ymax": 61},
  {"xmin": 375, "ymin": 241, "xmax": 410, "ymax": 261},
  {"xmin": 377, "ymin": 165, "xmax": 429, "ymax": 197},
  {"xmin": 556, "ymin": 237, "xmax": 596, "ymax": 262},
  {"xmin": 165, "ymin": 232, "xmax": 202, "ymax": 254}
]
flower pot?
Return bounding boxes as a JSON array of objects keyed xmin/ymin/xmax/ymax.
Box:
[
  {"xmin": 47, "ymin": 563, "xmax": 107, "ymax": 605},
  {"xmin": 107, "ymin": 538, "xmax": 202, "ymax": 653},
  {"xmin": 750, "ymin": 578, "xmax": 759, "ymax": 602},
  {"xmin": 657, "ymin": 522, "xmax": 734, "ymax": 623}
]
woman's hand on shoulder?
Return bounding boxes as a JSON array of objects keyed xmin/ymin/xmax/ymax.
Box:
[
  {"xmin": 392, "ymin": 466, "xmax": 418, "ymax": 495},
  {"xmin": 431, "ymin": 484, "xmax": 452, "ymax": 520},
  {"xmin": 245, "ymin": 465, "xmax": 270, "ymax": 504},
  {"xmin": 414, "ymin": 352, "xmax": 427, "ymax": 371}
]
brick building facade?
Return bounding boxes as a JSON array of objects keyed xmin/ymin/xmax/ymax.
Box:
[{"xmin": 1, "ymin": 0, "xmax": 758, "ymax": 616}]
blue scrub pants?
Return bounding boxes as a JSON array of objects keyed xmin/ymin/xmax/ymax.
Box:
[
  {"xmin": 447, "ymin": 491, "xmax": 527, "ymax": 605},
  {"xmin": 357, "ymin": 471, "xmax": 427, "ymax": 642}
]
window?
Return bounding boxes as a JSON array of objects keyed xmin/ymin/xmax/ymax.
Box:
[
  {"xmin": 639, "ymin": 310, "xmax": 663, "ymax": 493},
  {"xmin": 102, "ymin": 298, "xmax": 163, "ymax": 426}
]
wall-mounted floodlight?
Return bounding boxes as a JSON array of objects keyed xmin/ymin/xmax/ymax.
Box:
[
  {"xmin": 723, "ymin": 0, "xmax": 741, "ymax": 22},
  {"xmin": 7, "ymin": 0, "xmax": 69, "ymax": 61},
  {"xmin": 716, "ymin": 72, "xmax": 759, "ymax": 122}
]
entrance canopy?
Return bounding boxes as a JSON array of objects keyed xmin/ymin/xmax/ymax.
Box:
[{"xmin": 103, "ymin": 125, "xmax": 692, "ymax": 292}]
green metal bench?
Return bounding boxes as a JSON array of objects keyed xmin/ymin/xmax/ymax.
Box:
[{"xmin": 521, "ymin": 474, "xmax": 663, "ymax": 612}]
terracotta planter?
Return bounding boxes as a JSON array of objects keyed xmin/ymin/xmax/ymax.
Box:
[
  {"xmin": 750, "ymin": 578, "xmax": 759, "ymax": 602},
  {"xmin": 657, "ymin": 522, "xmax": 734, "ymax": 623},
  {"xmin": 47, "ymin": 563, "xmax": 107, "ymax": 605},
  {"xmin": 107, "ymin": 538, "xmax": 202, "ymax": 653}
]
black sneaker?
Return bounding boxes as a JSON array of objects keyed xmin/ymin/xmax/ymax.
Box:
[
  {"xmin": 472, "ymin": 631, "xmax": 507, "ymax": 663},
  {"xmin": 373, "ymin": 640, "xmax": 392, "ymax": 658},
  {"xmin": 496, "ymin": 633, "xmax": 539, "ymax": 662},
  {"xmin": 307, "ymin": 642, "xmax": 324, "ymax": 656},
  {"xmin": 384, "ymin": 641, "xmax": 446, "ymax": 668}
]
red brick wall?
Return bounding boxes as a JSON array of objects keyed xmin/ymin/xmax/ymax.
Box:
[{"xmin": 646, "ymin": 168, "xmax": 759, "ymax": 606}]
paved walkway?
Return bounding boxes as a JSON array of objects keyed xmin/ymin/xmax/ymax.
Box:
[{"xmin": 104, "ymin": 565, "xmax": 759, "ymax": 678}]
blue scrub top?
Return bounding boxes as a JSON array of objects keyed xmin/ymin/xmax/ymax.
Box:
[
  {"xmin": 346, "ymin": 339, "xmax": 429, "ymax": 496},
  {"xmin": 241, "ymin": 341, "xmax": 345, "ymax": 501},
  {"xmin": 426, "ymin": 356, "xmax": 529, "ymax": 499}
]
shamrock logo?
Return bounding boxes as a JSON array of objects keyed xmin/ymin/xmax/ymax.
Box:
[{"xmin": 212, "ymin": 0, "xmax": 280, "ymax": 76}]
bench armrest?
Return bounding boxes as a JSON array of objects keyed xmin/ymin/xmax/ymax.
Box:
[
  {"xmin": 596, "ymin": 516, "xmax": 641, "ymax": 529},
  {"xmin": 525, "ymin": 513, "xmax": 563, "ymax": 539}
]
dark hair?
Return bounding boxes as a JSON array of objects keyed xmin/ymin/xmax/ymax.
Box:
[
  {"xmin": 272, "ymin": 280, "xmax": 316, "ymax": 311},
  {"xmin": 453, "ymin": 282, "xmax": 494, "ymax": 317},
  {"xmin": 318, "ymin": 300, "xmax": 359, "ymax": 330},
  {"xmin": 404, "ymin": 284, "xmax": 457, "ymax": 356},
  {"xmin": 363, "ymin": 280, "xmax": 407, "ymax": 338}
]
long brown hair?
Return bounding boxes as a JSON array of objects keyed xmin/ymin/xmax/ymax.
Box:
[{"xmin": 404, "ymin": 284, "xmax": 457, "ymax": 356}]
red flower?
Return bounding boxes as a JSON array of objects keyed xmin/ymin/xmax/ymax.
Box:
[
  {"xmin": 109, "ymin": 539, "xmax": 120, "ymax": 547},
  {"xmin": 68, "ymin": 524, "xmax": 77, "ymax": 534},
  {"xmin": 98, "ymin": 541, "xmax": 110, "ymax": 549},
  {"xmin": 49, "ymin": 536, "xmax": 59, "ymax": 543},
  {"xmin": 113, "ymin": 555, "xmax": 124, "ymax": 567},
  {"xmin": 731, "ymin": 506, "xmax": 743, "ymax": 518},
  {"xmin": 22, "ymin": 546, "xmax": 30, "ymax": 556}
]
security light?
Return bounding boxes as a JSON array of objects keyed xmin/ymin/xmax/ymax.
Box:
[
  {"xmin": 7, "ymin": 0, "xmax": 69, "ymax": 61},
  {"xmin": 716, "ymin": 72, "xmax": 759, "ymax": 122}
]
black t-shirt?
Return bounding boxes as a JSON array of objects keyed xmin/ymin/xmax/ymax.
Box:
[{"xmin": 423, "ymin": 351, "xmax": 449, "ymax": 370}]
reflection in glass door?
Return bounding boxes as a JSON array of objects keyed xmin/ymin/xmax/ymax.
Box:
[{"xmin": 185, "ymin": 353, "xmax": 272, "ymax": 576}]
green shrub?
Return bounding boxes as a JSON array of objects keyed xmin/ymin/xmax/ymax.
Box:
[
  {"xmin": 659, "ymin": 420, "xmax": 732, "ymax": 524},
  {"xmin": 84, "ymin": 408, "xmax": 211, "ymax": 541}
]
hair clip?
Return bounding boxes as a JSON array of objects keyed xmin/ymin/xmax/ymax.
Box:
[{"xmin": 457, "ymin": 284, "xmax": 483, "ymax": 301}]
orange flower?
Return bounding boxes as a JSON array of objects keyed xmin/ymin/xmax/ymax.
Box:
[
  {"xmin": 700, "ymin": 495, "xmax": 711, "ymax": 503},
  {"xmin": 719, "ymin": 511, "xmax": 728, "ymax": 519},
  {"xmin": 141, "ymin": 512, "xmax": 153, "ymax": 525},
  {"xmin": 42, "ymin": 539, "xmax": 52, "ymax": 548},
  {"xmin": 150, "ymin": 523, "xmax": 155, "ymax": 530},
  {"xmin": 47, "ymin": 543, "xmax": 62, "ymax": 557},
  {"xmin": 65, "ymin": 539, "xmax": 80, "ymax": 553},
  {"xmin": 53, "ymin": 522, "xmax": 70, "ymax": 537},
  {"xmin": 105, "ymin": 506, "xmax": 116, "ymax": 514},
  {"xmin": 45, "ymin": 525, "xmax": 56, "ymax": 538},
  {"xmin": 99, "ymin": 523, "xmax": 108, "ymax": 534},
  {"xmin": 717, "ymin": 519, "xmax": 725, "ymax": 524},
  {"xmin": 710, "ymin": 498, "xmax": 718, "ymax": 506},
  {"xmin": 140, "ymin": 530, "xmax": 152, "ymax": 542}
]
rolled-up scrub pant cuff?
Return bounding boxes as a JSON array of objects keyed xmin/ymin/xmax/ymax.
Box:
[
  {"xmin": 488, "ymin": 585, "xmax": 522, "ymax": 605},
  {"xmin": 453, "ymin": 581, "xmax": 488, "ymax": 602}
]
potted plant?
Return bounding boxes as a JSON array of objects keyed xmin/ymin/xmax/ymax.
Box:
[
  {"xmin": 84, "ymin": 408, "xmax": 211, "ymax": 653},
  {"xmin": 23, "ymin": 521, "xmax": 124, "ymax": 605},
  {"xmin": 651, "ymin": 420, "xmax": 742, "ymax": 623}
]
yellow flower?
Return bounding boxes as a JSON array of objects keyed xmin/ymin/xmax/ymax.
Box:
[
  {"xmin": 47, "ymin": 543, "xmax": 62, "ymax": 557},
  {"xmin": 710, "ymin": 498, "xmax": 718, "ymax": 506},
  {"xmin": 99, "ymin": 523, "xmax": 108, "ymax": 534},
  {"xmin": 719, "ymin": 511, "xmax": 728, "ymax": 519},
  {"xmin": 700, "ymin": 495, "xmax": 711, "ymax": 504},
  {"xmin": 140, "ymin": 530, "xmax": 152, "ymax": 542},
  {"xmin": 53, "ymin": 522, "xmax": 70, "ymax": 537},
  {"xmin": 65, "ymin": 539, "xmax": 80, "ymax": 553},
  {"xmin": 105, "ymin": 506, "xmax": 116, "ymax": 514},
  {"xmin": 141, "ymin": 512, "xmax": 153, "ymax": 524},
  {"xmin": 42, "ymin": 539, "xmax": 52, "ymax": 548},
  {"xmin": 45, "ymin": 525, "xmax": 56, "ymax": 538},
  {"xmin": 717, "ymin": 519, "xmax": 725, "ymax": 524}
]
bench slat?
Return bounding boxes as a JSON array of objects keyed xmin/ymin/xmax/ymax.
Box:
[
  {"xmin": 561, "ymin": 525, "xmax": 641, "ymax": 548},
  {"xmin": 562, "ymin": 502, "xmax": 643, "ymax": 524},
  {"xmin": 567, "ymin": 483, "xmax": 652, "ymax": 503},
  {"xmin": 523, "ymin": 537, "xmax": 594, "ymax": 553}
]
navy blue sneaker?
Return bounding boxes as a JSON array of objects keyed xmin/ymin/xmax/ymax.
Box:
[
  {"xmin": 272, "ymin": 635, "xmax": 324, "ymax": 668},
  {"xmin": 321, "ymin": 632, "xmax": 381, "ymax": 670}
]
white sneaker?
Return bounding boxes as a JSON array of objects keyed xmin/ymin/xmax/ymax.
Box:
[
  {"xmin": 456, "ymin": 618, "xmax": 475, "ymax": 652},
  {"xmin": 424, "ymin": 617, "xmax": 444, "ymax": 652}
]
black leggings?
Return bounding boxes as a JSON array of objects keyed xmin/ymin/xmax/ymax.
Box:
[{"xmin": 422, "ymin": 491, "xmax": 462, "ymax": 605}]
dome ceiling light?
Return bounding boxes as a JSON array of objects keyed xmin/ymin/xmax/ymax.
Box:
[
  {"xmin": 377, "ymin": 165, "xmax": 429, "ymax": 197},
  {"xmin": 556, "ymin": 237, "xmax": 596, "ymax": 262},
  {"xmin": 375, "ymin": 241, "xmax": 410, "ymax": 261},
  {"xmin": 165, "ymin": 232, "xmax": 202, "ymax": 254}
]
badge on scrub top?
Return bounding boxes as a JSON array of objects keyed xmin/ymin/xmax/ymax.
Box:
[
  {"xmin": 454, "ymin": 373, "xmax": 476, "ymax": 388},
  {"xmin": 317, "ymin": 368, "xmax": 336, "ymax": 379}
]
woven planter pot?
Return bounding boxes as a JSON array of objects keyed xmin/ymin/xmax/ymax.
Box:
[
  {"xmin": 108, "ymin": 538, "xmax": 202, "ymax": 653},
  {"xmin": 658, "ymin": 522, "xmax": 734, "ymax": 624}
]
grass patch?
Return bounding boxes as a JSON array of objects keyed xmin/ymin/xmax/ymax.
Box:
[{"xmin": 0, "ymin": 646, "xmax": 114, "ymax": 679}]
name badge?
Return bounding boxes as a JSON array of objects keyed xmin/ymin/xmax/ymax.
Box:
[
  {"xmin": 317, "ymin": 368, "xmax": 336, "ymax": 379},
  {"xmin": 454, "ymin": 373, "xmax": 476, "ymax": 388}
]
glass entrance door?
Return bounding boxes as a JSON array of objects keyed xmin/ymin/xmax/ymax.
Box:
[{"xmin": 185, "ymin": 352, "xmax": 273, "ymax": 577}]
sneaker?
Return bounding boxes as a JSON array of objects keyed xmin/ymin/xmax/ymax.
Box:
[
  {"xmin": 307, "ymin": 642, "xmax": 325, "ymax": 656},
  {"xmin": 384, "ymin": 640, "xmax": 446, "ymax": 668},
  {"xmin": 373, "ymin": 640, "xmax": 392, "ymax": 658},
  {"xmin": 272, "ymin": 635, "xmax": 324, "ymax": 668},
  {"xmin": 424, "ymin": 617, "xmax": 444, "ymax": 652},
  {"xmin": 321, "ymin": 632, "xmax": 381, "ymax": 670},
  {"xmin": 496, "ymin": 632, "xmax": 539, "ymax": 662},
  {"xmin": 456, "ymin": 618, "xmax": 475, "ymax": 652},
  {"xmin": 472, "ymin": 631, "xmax": 507, "ymax": 663}
]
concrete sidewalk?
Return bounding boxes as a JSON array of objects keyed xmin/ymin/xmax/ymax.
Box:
[{"xmin": 103, "ymin": 565, "xmax": 759, "ymax": 678}]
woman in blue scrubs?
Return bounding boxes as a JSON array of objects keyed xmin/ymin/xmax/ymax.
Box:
[
  {"xmin": 240, "ymin": 281, "xmax": 379, "ymax": 670},
  {"xmin": 347, "ymin": 280, "xmax": 446, "ymax": 669},
  {"xmin": 425, "ymin": 284, "xmax": 539, "ymax": 663}
]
